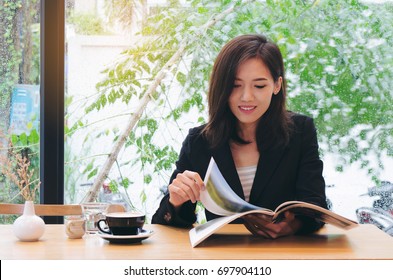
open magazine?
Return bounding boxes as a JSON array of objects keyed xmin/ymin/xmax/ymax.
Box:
[{"xmin": 189, "ymin": 158, "xmax": 358, "ymax": 247}]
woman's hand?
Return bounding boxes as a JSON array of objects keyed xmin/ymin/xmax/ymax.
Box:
[
  {"xmin": 243, "ymin": 211, "xmax": 302, "ymax": 239},
  {"xmin": 168, "ymin": 170, "xmax": 205, "ymax": 210}
]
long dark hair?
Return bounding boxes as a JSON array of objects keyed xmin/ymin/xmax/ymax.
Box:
[{"xmin": 202, "ymin": 34, "xmax": 293, "ymax": 151}]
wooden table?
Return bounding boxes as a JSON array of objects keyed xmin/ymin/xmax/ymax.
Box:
[{"xmin": 0, "ymin": 224, "xmax": 392, "ymax": 260}]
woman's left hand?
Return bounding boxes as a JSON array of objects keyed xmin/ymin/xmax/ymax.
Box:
[{"xmin": 243, "ymin": 211, "xmax": 302, "ymax": 239}]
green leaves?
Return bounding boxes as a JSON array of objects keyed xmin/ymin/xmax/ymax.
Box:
[
  {"xmin": 10, "ymin": 129, "xmax": 39, "ymax": 147},
  {"xmin": 67, "ymin": 0, "xmax": 393, "ymax": 208},
  {"xmin": 176, "ymin": 72, "xmax": 187, "ymax": 86},
  {"xmin": 83, "ymin": 162, "xmax": 98, "ymax": 180}
]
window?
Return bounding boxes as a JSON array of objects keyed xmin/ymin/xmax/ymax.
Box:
[
  {"xmin": 1, "ymin": 1, "xmax": 392, "ymax": 230},
  {"xmin": 1, "ymin": 0, "xmax": 65, "ymax": 224},
  {"xmin": 0, "ymin": 0, "xmax": 41, "ymax": 223},
  {"xmin": 64, "ymin": 0, "xmax": 393, "ymax": 228}
]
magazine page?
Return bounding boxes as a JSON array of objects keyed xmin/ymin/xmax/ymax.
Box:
[
  {"xmin": 200, "ymin": 157, "xmax": 261, "ymax": 216},
  {"xmin": 273, "ymin": 203, "xmax": 358, "ymax": 229},
  {"xmin": 191, "ymin": 157, "xmax": 358, "ymax": 247},
  {"xmin": 189, "ymin": 209, "xmax": 271, "ymax": 247},
  {"xmin": 190, "ymin": 158, "xmax": 273, "ymax": 247}
]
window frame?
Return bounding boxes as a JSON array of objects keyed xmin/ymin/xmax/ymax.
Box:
[{"xmin": 40, "ymin": 0, "xmax": 65, "ymax": 224}]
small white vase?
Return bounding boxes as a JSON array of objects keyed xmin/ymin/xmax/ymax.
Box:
[{"xmin": 13, "ymin": 201, "xmax": 45, "ymax": 241}]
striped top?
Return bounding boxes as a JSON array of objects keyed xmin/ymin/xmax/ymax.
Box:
[{"xmin": 236, "ymin": 165, "xmax": 257, "ymax": 202}]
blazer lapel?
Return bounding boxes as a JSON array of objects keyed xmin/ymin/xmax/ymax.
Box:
[
  {"xmin": 249, "ymin": 145, "xmax": 288, "ymax": 204},
  {"xmin": 212, "ymin": 144, "xmax": 245, "ymax": 199}
]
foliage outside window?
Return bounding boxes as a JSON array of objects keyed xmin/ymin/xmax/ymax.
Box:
[
  {"xmin": 63, "ymin": 0, "xmax": 393, "ymax": 222},
  {"xmin": 1, "ymin": 0, "xmax": 392, "ymax": 225},
  {"xmin": 68, "ymin": 12, "xmax": 109, "ymax": 35},
  {"xmin": 0, "ymin": 0, "xmax": 40, "ymax": 224}
]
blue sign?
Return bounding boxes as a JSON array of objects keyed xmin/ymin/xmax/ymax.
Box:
[{"xmin": 9, "ymin": 84, "xmax": 40, "ymax": 135}]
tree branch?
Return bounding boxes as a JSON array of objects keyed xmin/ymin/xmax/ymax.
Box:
[{"xmin": 82, "ymin": 0, "xmax": 255, "ymax": 202}]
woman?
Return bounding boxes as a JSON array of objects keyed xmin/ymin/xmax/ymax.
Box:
[{"xmin": 152, "ymin": 34, "xmax": 327, "ymax": 238}]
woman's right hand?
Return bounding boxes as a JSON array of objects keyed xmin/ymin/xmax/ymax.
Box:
[{"xmin": 168, "ymin": 170, "xmax": 205, "ymax": 209}]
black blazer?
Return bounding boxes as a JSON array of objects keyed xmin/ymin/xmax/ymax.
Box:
[{"xmin": 152, "ymin": 113, "xmax": 327, "ymax": 234}]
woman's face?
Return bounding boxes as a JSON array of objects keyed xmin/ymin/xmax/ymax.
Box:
[{"xmin": 228, "ymin": 58, "xmax": 282, "ymax": 131}]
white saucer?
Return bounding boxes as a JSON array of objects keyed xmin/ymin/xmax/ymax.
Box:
[{"xmin": 97, "ymin": 229, "xmax": 154, "ymax": 244}]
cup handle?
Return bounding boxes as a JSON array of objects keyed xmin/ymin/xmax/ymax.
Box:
[
  {"xmin": 97, "ymin": 219, "xmax": 111, "ymax": 234},
  {"xmin": 66, "ymin": 221, "xmax": 80, "ymax": 234}
]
